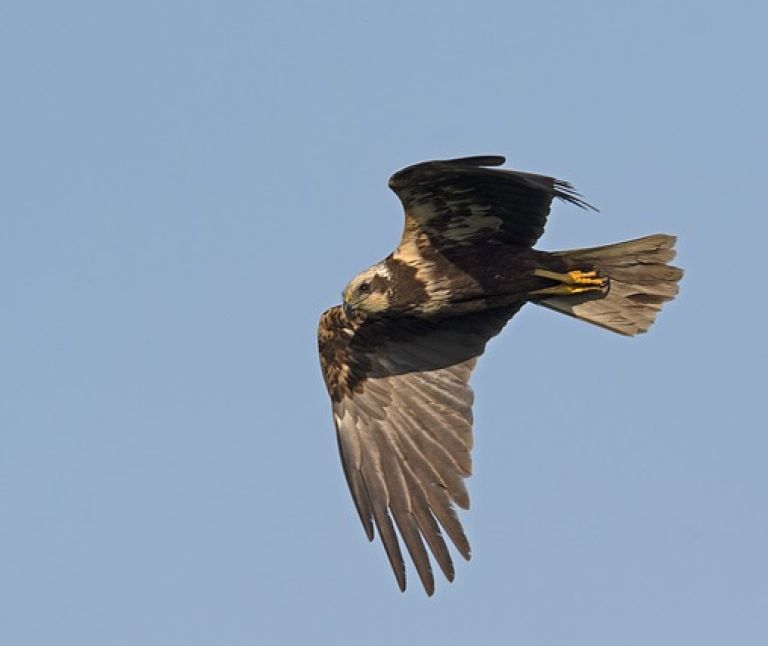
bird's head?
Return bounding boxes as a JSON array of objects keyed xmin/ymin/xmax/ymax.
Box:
[{"xmin": 342, "ymin": 262, "xmax": 391, "ymax": 317}]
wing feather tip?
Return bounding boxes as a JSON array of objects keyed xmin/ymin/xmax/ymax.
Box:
[{"xmin": 554, "ymin": 179, "xmax": 599, "ymax": 212}]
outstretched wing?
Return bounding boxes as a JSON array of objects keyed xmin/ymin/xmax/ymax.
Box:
[
  {"xmin": 388, "ymin": 155, "xmax": 595, "ymax": 259},
  {"xmin": 317, "ymin": 303, "xmax": 522, "ymax": 594}
]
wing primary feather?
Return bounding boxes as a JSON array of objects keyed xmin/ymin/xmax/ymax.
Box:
[
  {"xmin": 362, "ymin": 458, "xmax": 407, "ymax": 591},
  {"xmin": 334, "ymin": 417, "xmax": 374, "ymax": 540},
  {"xmin": 387, "ymin": 406, "xmax": 448, "ymax": 491},
  {"xmin": 347, "ymin": 466, "xmax": 374, "ymax": 541},
  {"xmin": 553, "ymin": 179, "xmax": 599, "ymax": 212},
  {"xmin": 425, "ymin": 486, "xmax": 471, "ymax": 561},
  {"xmin": 371, "ymin": 421, "xmax": 435, "ymax": 594},
  {"xmin": 410, "ymin": 372, "xmax": 474, "ymax": 433},
  {"xmin": 401, "ymin": 466, "xmax": 455, "ymax": 582},
  {"xmin": 392, "ymin": 511, "xmax": 435, "ymax": 595},
  {"xmin": 399, "ymin": 387, "xmax": 472, "ymax": 476},
  {"xmin": 387, "ymin": 406, "xmax": 471, "ymax": 559},
  {"xmin": 398, "ymin": 400, "xmax": 470, "ymax": 508},
  {"xmin": 371, "ymin": 506, "xmax": 406, "ymax": 592}
]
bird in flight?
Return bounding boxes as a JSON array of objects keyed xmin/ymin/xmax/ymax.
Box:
[{"xmin": 317, "ymin": 155, "xmax": 682, "ymax": 595}]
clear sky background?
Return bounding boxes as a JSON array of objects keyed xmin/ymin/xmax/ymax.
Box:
[{"xmin": 2, "ymin": 1, "xmax": 766, "ymax": 644}]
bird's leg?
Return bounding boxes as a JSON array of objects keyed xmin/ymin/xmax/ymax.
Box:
[
  {"xmin": 529, "ymin": 268, "xmax": 609, "ymax": 296},
  {"xmin": 533, "ymin": 268, "xmax": 606, "ymax": 286}
]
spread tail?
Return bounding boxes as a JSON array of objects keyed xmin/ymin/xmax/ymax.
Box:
[{"xmin": 535, "ymin": 234, "xmax": 683, "ymax": 336}]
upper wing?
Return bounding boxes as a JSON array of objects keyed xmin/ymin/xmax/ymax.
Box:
[
  {"xmin": 317, "ymin": 303, "xmax": 522, "ymax": 594},
  {"xmin": 388, "ymin": 155, "xmax": 595, "ymax": 257}
]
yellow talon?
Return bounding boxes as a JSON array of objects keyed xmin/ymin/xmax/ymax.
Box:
[
  {"xmin": 531, "ymin": 267, "xmax": 609, "ymax": 297},
  {"xmin": 566, "ymin": 270, "xmax": 606, "ymax": 287}
]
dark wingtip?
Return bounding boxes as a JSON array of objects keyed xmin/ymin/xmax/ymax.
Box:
[{"xmin": 554, "ymin": 179, "xmax": 600, "ymax": 212}]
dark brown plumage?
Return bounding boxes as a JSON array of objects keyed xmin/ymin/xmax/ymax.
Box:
[{"xmin": 318, "ymin": 155, "xmax": 683, "ymax": 595}]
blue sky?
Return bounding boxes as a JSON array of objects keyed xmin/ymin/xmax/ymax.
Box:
[{"xmin": 2, "ymin": 1, "xmax": 766, "ymax": 644}]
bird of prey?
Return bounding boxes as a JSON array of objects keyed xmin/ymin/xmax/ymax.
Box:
[{"xmin": 317, "ymin": 155, "xmax": 682, "ymax": 595}]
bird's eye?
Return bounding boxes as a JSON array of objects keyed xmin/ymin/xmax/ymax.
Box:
[{"xmin": 358, "ymin": 282, "xmax": 371, "ymax": 293}]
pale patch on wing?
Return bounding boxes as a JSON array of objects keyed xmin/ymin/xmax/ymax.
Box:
[
  {"xmin": 391, "ymin": 218, "xmax": 427, "ymax": 266},
  {"xmin": 374, "ymin": 262, "xmax": 391, "ymax": 278},
  {"xmin": 408, "ymin": 199, "xmax": 505, "ymax": 246}
]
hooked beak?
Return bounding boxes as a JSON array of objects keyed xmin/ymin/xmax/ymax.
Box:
[{"xmin": 343, "ymin": 301, "xmax": 353, "ymax": 317}]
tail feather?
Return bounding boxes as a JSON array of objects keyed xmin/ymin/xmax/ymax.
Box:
[{"xmin": 536, "ymin": 234, "xmax": 683, "ymax": 336}]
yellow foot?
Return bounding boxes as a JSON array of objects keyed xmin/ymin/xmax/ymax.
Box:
[
  {"xmin": 531, "ymin": 267, "xmax": 609, "ymax": 297},
  {"xmin": 565, "ymin": 270, "xmax": 606, "ymax": 287}
]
